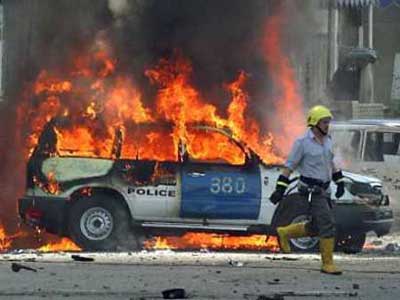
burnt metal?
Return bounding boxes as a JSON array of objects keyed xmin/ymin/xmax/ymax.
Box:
[
  {"xmin": 71, "ymin": 255, "xmax": 95, "ymax": 262},
  {"xmin": 162, "ymin": 288, "xmax": 187, "ymax": 299},
  {"xmin": 11, "ymin": 263, "xmax": 37, "ymax": 273}
]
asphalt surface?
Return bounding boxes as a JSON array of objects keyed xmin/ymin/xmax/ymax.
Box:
[{"xmin": 1, "ymin": 243, "xmax": 400, "ymax": 300}]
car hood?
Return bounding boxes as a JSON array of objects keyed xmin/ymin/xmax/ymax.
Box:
[{"xmin": 343, "ymin": 170, "xmax": 381, "ymax": 185}]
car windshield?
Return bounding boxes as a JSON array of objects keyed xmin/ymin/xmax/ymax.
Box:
[
  {"xmin": 120, "ymin": 124, "xmax": 177, "ymax": 162},
  {"xmin": 331, "ymin": 129, "xmax": 361, "ymax": 163}
]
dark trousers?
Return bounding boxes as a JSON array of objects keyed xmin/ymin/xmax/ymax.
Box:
[{"xmin": 299, "ymin": 186, "xmax": 336, "ymax": 238}]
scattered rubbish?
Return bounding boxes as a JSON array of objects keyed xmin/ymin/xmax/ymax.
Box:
[
  {"xmin": 267, "ymin": 278, "xmax": 281, "ymax": 285},
  {"xmin": 71, "ymin": 255, "xmax": 95, "ymax": 262},
  {"xmin": 228, "ymin": 259, "xmax": 244, "ymax": 267},
  {"xmin": 11, "ymin": 262, "xmax": 37, "ymax": 273},
  {"xmin": 246, "ymin": 291, "xmax": 358, "ymax": 299},
  {"xmin": 23, "ymin": 258, "xmax": 36, "ymax": 262},
  {"xmin": 162, "ymin": 288, "xmax": 187, "ymax": 299},
  {"xmin": 265, "ymin": 256, "xmax": 299, "ymax": 261},
  {"xmin": 256, "ymin": 295, "xmax": 284, "ymax": 300},
  {"xmin": 281, "ymin": 256, "xmax": 299, "ymax": 261},
  {"xmin": 352, "ymin": 283, "xmax": 360, "ymax": 290}
]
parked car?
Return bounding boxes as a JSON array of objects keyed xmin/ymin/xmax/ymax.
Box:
[
  {"xmin": 18, "ymin": 121, "xmax": 394, "ymax": 253},
  {"xmin": 331, "ymin": 119, "xmax": 400, "ymax": 164}
]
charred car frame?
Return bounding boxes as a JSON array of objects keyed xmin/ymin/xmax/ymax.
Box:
[{"xmin": 18, "ymin": 121, "xmax": 393, "ymax": 253}]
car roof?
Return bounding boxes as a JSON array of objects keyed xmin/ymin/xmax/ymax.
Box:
[{"xmin": 332, "ymin": 119, "xmax": 400, "ymax": 130}]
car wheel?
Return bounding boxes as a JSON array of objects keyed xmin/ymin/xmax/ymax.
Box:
[
  {"xmin": 272, "ymin": 193, "xmax": 319, "ymax": 252},
  {"xmin": 289, "ymin": 214, "xmax": 319, "ymax": 252},
  {"xmin": 68, "ymin": 194, "xmax": 139, "ymax": 251},
  {"xmin": 337, "ymin": 233, "xmax": 366, "ymax": 254}
]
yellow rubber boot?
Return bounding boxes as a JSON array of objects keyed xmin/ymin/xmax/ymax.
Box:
[
  {"xmin": 320, "ymin": 238, "xmax": 342, "ymax": 275},
  {"xmin": 277, "ymin": 223, "xmax": 308, "ymax": 253}
]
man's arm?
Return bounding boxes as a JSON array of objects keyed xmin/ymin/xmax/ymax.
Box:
[
  {"xmin": 269, "ymin": 140, "xmax": 302, "ymax": 204},
  {"xmin": 331, "ymin": 152, "xmax": 345, "ymax": 198}
]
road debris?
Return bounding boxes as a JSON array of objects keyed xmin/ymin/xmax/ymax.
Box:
[
  {"xmin": 161, "ymin": 288, "xmax": 187, "ymax": 299},
  {"xmin": 71, "ymin": 255, "xmax": 94, "ymax": 262},
  {"xmin": 256, "ymin": 295, "xmax": 284, "ymax": 300},
  {"xmin": 228, "ymin": 259, "xmax": 244, "ymax": 267},
  {"xmin": 267, "ymin": 278, "xmax": 281, "ymax": 285},
  {"xmin": 264, "ymin": 256, "xmax": 299, "ymax": 261},
  {"xmin": 11, "ymin": 262, "xmax": 37, "ymax": 273},
  {"xmin": 245, "ymin": 291, "xmax": 358, "ymax": 299}
]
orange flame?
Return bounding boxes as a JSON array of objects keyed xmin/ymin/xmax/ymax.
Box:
[
  {"xmin": 23, "ymin": 48, "xmax": 285, "ymax": 165},
  {"xmin": 38, "ymin": 238, "xmax": 81, "ymax": 252},
  {"xmin": 0, "ymin": 223, "xmax": 30, "ymax": 252},
  {"xmin": 144, "ymin": 232, "xmax": 279, "ymax": 252},
  {"xmin": 14, "ymin": 12, "xmax": 306, "ymax": 252},
  {"xmin": 263, "ymin": 11, "xmax": 305, "ymax": 156},
  {"xmin": 0, "ymin": 224, "xmax": 12, "ymax": 251},
  {"xmin": 46, "ymin": 172, "xmax": 60, "ymax": 195}
]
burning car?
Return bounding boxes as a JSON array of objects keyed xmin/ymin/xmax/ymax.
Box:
[{"xmin": 18, "ymin": 120, "xmax": 393, "ymax": 252}]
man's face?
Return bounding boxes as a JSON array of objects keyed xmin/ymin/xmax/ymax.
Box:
[{"xmin": 317, "ymin": 117, "xmax": 331, "ymax": 134}]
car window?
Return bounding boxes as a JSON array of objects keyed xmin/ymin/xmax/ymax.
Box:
[
  {"xmin": 54, "ymin": 126, "xmax": 115, "ymax": 159},
  {"xmin": 365, "ymin": 131, "xmax": 400, "ymax": 162},
  {"xmin": 331, "ymin": 129, "xmax": 361, "ymax": 162},
  {"xmin": 120, "ymin": 160, "xmax": 177, "ymax": 186},
  {"xmin": 184, "ymin": 128, "xmax": 246, "ymax": 165},
  {"xmin": 120, "ymin": 125, "xmax": 177, "ymax": 161}
]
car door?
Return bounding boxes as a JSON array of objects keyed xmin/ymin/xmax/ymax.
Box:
[{"xmin": 180, "ymin": 128, "xmax": 261, "ymax": 220}]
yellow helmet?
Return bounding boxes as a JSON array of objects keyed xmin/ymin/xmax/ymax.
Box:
[{"xmin": 307, "ymin": 105, "xmax": 333, "ymax": 126}]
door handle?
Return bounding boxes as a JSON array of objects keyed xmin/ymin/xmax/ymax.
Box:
[{"xmin": 188, "ymin": 172, "xmax": 205, "ymax": 177}]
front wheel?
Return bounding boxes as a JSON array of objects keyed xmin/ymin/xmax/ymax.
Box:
[
  {"xmin": 289, "ymin": 214, "xmax": 319, "ymax": 252},
  {"xmin": 68, "ymin": 194, "xmax": 139, "ymax": 251},
  {"xmin": 272, "ymin": 193, "xmax": 319, "ymax": 252}
]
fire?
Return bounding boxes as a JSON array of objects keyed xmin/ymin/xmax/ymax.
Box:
[
  {"xmin": 0, "ymin": 224, "xmax": 12, "ymax": 251},
  {"xmin": 38, "ymin": 238, "xmax": 81, "ymax": 252},
  {"xmin": 0, "ymin": 223, "xmax": 30, "ymax": 252},
  {"xmin": 263, "ymin": 10, "xmax": 305, "ymax": 156},
  {"xmin": 10, "ymin": 8, "xmax": 305, "ymax": 252},
  {"xmin": 144, "ymin": 232, "xmax": 279, "ymax": 252},
  {"xmin": 22, "ymin": 47, "xmax": 286, "ymax": 166},
  {"xmin": 46, "ymin": 172, "xmax": 60, "ymax": 195}
]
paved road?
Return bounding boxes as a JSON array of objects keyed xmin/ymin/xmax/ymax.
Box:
[{"xmin": 1, "ymin": 250, "xmax": 400, "ymax": 300}]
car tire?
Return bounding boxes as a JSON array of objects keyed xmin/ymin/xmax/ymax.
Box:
[
  {"xmin": 337, "ymin": 233, "xmax": 366, "ymax": 254},
  {"xmin": 68, "ymin": 194, "xmax": 140, "ymax": 251},
  {"xmin": 272, "ymin": 193, "xmax": 319, "ymax": 252}
]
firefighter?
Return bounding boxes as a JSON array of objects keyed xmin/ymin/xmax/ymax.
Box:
[{"xmin": 270, "ymin": 105, "xmax": 345, "ymax": 275}]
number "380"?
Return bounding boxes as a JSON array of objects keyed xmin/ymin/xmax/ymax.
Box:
[{"xmin": 210, "ymin": 177, "xmax": 246, "ymax": 194}]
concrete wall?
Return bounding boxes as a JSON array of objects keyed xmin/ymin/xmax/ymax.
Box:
[
  {"xmin": 289, "ymin": 0, "xmax": 331, "ymax": 108},
  {"xmin": 374, "ymin": 5, "xmax": 400, "ymax": 115}
]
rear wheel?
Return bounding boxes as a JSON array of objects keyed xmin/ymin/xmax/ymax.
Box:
[{"xmin": 68, "ymin": 194, "xmax": 139, "ymax": 251}]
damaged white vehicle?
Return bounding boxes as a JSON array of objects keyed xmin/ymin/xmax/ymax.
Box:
[{"xmin": 19, "ymin": 122, "xmax": 394, "ymax": 252}]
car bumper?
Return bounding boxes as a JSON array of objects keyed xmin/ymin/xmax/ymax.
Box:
[
  {"xmin": 18, "ymin": 195, "xmax": 68, "ymax": 235},
  {"xmin": 334, "ymin": 204, "xmax": 393, "ymax": 236}
]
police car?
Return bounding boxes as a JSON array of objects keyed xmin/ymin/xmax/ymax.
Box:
[{"xmin": 18, "ymin": 124, "xmax": 393, "ymax": 252}]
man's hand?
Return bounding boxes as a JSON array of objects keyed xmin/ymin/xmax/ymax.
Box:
[
  {"xmin": 270, "ymin": 189, "xmax": 284, "ymax": 204},
  {"xmin": 335, "ymin": 182, "xmax": 345, "ymax": 198},
  {"xmin": 333, "ymin": 170, "xmax": 345, "ymax": 199},
  {"xmin": 269, "ymin": 175, "xmax": 290, "ymax": 204}
]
